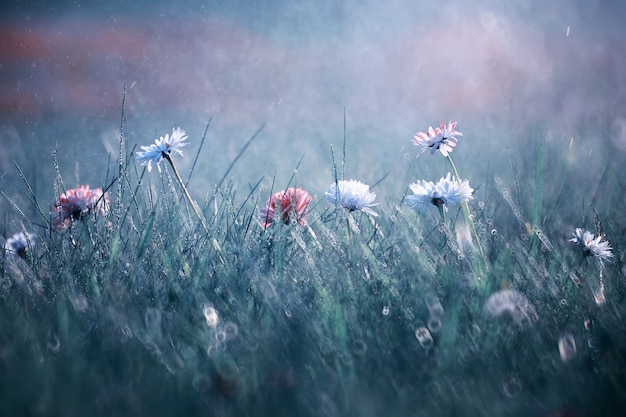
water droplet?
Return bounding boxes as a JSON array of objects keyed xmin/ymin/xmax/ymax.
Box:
[
  {"xmin": 206, "ymin": 344, "xmax": 215, "ymax": 356},
  {"xmin": 427, "ymin": 316, "xmax": 442, "ymax": 334},
  {"xmin": 501, "ymin": 374, "xmax": 522, "ymax": 397},
  {"xmin": 559, "ymin": 299, "xmax": 568, "ymax": 307},
  {"xmin": 120, "ymin": 325, "xmax": 133, "ymax": 341},
  {"xmin": 192, "ymin": 374, "xmax": 211, "ymax": 392},
  {"xmin": 558, "ymin": 334, "xmax": 576, "ymax": 362},
  {"xmin": 71, "ymin": 295, "xmax": 88, "ymax": 312},
  {"xmin": 352, "ymin": 339, "xmax": 367, "ymax": 356},
  {"xmin": 382, "ymin": 305, "xmax": 390, "ymax": 316},
  {"xmin": 415, "ymin": 327, "xmax": 433, "ymax": 349},
  {"xmin": 215, "ymin": 329, "xmax": 227, "ymax": 343},
  {"xmin": 46, "ymin": 331, "xmax": 61, "ymax": 354},
  {"xmin": 203, "ymin": 305, "xmax": 219, "ymax": 328},
  {"xmin": 587, "ymin": 337, "xmax": 596, "ymax": 349},
  {"xmin": 491, "ymin": 229, "xmax": 497, "ymax": 235},
  {"xmin": 224, "ymin": 322, "xmax": 238, "ymax": 340}
]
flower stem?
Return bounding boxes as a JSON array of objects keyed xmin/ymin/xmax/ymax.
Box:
[
  {"xmin": 446, "ymin": 155, "xmax": 488, "ymax": 271},
  {"xmin": 438, "ymin": 203, "xmax": 447, "ymax": 224},
  {"xmin": 165, "ymin": 155, "xmax": 208, "ymax": 232}
]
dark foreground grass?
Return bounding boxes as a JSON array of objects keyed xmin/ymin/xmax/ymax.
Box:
[{"xmin": 1, "ymin": 121, "xmax": 625, "ymax": 417}]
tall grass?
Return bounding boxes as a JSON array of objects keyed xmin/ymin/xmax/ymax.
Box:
[{"xmin": 1, "ymin": 115, "xmax": 625, "ymax": 417}]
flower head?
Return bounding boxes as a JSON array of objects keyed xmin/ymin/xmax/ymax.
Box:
[
  {"xmin": 405, "ymin": 173, "xmax": 473, "ymax": 213},
  {"xmin": 136, "ymin": 127, "xmax": 189, "ymax": 172},
  {"xmin": 325, "ymin": 179, "xmax": 378, "ymax": 217},
  {"xmin": 569, "ymin": 228, "xmax": 613, "ymax": 261},
  {"xmin": 3, "ymin": 231, "xmax": 36, "ymax": 260},
  {"xmin": 259, "ymin": 187, "xmax": 313, "ymax": 229},
  {"xmin": 52, "ymin": 185, "xmax": 110, "ymax": 231},
  {"xmin": 413, "ymin": 121, "xmax": 462, "ymax": 157}
]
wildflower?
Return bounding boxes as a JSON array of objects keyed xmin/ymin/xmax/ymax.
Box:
[
  {"xmin": 406, "ymin": 173, "xmax": 473, "ymax": 213},
  {"xmin": 136, "ymin": 127, "xmax": 189, "ymax": 172},
  {"xmin": 3, "ymin": 231, "xmax": 36, "ymax": 260},
  {"xmin": 52, "ymin": 185, "xmax": 110, "ymax": 231},
  {"xmin": 259, "ymin": 187, "xmax": 313, "ymax": 229},
  {"xmin": 325, "ymin": 179, "xmax": 378, "ymax": 217},
  {"xmin": 136, "ymin": 127, "xmax": 207, "ymax": 230},
  {"xmin": 413, "ymin": 121, "xmax": 462, "ymax": 157},
  {"xmin": 569, "ymin": 228, "xmax": 613, "ymax": 261}
]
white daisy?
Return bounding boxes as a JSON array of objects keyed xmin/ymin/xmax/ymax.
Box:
[
  {"xmin": 136, "ymin": 127, "xmax": 189, "ymax": 172},
  {"xmin": 569, "ymin": 228, "xmax": 613, "ymax": 261},
  {"xmin": 325, "ymin": 179, "xmax": 378, "ymax": 217},
  {"xmin": 413, "ymin": 121, "xmax": 462, "ymax": 157},
  {"xmin": 3, "ymin": 231, "xmax": 36, "ymax": 260},
  {"xmin": 406, "ymin": 173, "xmax": 473, "ymax": 213}
]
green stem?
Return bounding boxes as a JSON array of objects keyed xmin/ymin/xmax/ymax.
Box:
[
  {"xmin": 438, "ymin": 203, "xmax": 447, "ymax": 224},
  {"xmin": 446, "ymin": 155, "xmax": 488, "ymax": 271},
  {"xmin": 530, "ymin": 138, "xmax": 544, "ymax": 256},
  {"xmin": 165, "ymin": 155, "xmax": 208, "ymax": 232}
]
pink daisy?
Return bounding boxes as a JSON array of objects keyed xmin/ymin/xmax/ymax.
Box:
[
  {"xmin": 259, "ymin": 187, "xmax": 313, "ymax": 229},
  {"xmin": 52, "ymin": 185, "xmax": 110, "ymax": 231}
]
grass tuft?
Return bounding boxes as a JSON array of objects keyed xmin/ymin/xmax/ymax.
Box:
[{"xmin": 0, "ymin": 115, "xmax": 625, "ymax": 417}]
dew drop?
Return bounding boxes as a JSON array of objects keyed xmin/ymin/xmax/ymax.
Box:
[
  {"xmin": 501, "ymin": 374, "xmax": 522, "ymax": 397},
  {"xmin": 71, "ymin": 295, "xmax": 89, "ymax": 313},
  {"xmin": 427, "ymin": 316, "xmax": 442, "ymax": 334},
  {"xmin": 352, "ymin": 339, "xmax": 367, "ymax": 356},
  {"xmin": 192, "ymin": 374, "xmax": 211, "ymax": 392},
  {"xmin": 382, "ymin": 305, "xmax": 390, "ymax": 316},
  {"xmin": 587, "ymin": 337, "xmax": 596, "ymax": 349},
  {"xmin": 558, "ymin": 334, "xmax": 576, "ymax": 362},
  {"xmin": 120, "ymin": 325, "xmax": 133, "ymax": 341},
  {"xmin": 224, "ymin": 322, "xmax": 239, "ymax": 340},
  {"xmin": 215, "ymin": 329, "xmax": 227, "ymax": 343},
  {"xmin": 415, "ymin": 326, "xmax": 433, "ymax": 349},
  {"xmin": 203, "ymin": 305, "xmax": 219, "ymax": 328},
  {"xmin": 46, "ymin": 331, "xmax": 61, "ymax": 354}
]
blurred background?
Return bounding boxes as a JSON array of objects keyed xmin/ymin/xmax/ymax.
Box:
[{"xmin": 1, "ymin": 0, "xmax": 625, "ymax": 227}]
